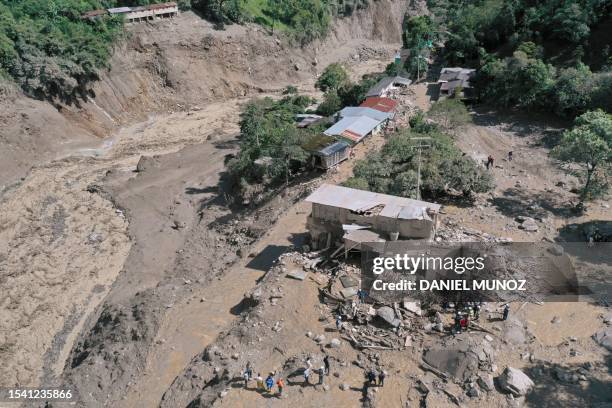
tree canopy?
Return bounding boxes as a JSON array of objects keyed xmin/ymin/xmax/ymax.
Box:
[
  {"xmin": 552, "ymin": 110, "xmax": 612, "ymax": 203},
  {"xmin": 0, "ymin": 0, "xmax": 123, "ymax": 101},
  {"xmin": 315, "ymin": 63, "xmax": 349, "ymax": 92},
  {"xmin": 422, "ymin": 0, "xmax": 612, "ymax": 119},
  {"xmin": 227, "ymin": 94, "xmax": 323, "ymax": 203},
  {"xmin": 344, "ymin": 127, "xmax": 494, "ymax": 200}
]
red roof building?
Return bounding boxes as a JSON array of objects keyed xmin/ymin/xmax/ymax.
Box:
[{"xmin": 360, "ymin": 97, "xmax": 398, "ymax": 113}]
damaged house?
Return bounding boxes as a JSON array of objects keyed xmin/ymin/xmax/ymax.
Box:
[
  {"xmin": 366, "ymin": 76, "xmax": 412, "ymax": 98},
  {"xmin": 437, "ymin": 67, "xmax": 476, "ymax": 98},
  {"xmin": 305, "ymin": 184, "xmax": 441, "ymax": 251}
]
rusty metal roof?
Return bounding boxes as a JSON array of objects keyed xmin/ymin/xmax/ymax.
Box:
[{"xmin": 360, "ymin": 97, "xmax": 398, "ymax": 113}]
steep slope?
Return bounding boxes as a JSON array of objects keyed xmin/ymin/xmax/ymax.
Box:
[{"xmin": 1, "ymin": 1, "xmax": 407, "ymax": 187}]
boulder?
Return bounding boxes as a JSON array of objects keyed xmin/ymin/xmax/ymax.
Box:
[
  {"xmin": 376, "ymin": 306, "xmax": 400, "ymax": 327},
  {"xmin": 478, "ymin": 374, "xmax": 495, "ymax": 392},
  {"xmin": 136, "ymin": 155, "xmax": 159, "ymax": 172},
  {"xmin": 498, "ymin": 367, "xmax": 534, "ymax": 396},
  {"xmin": 330, "ymin": 338, "xmax": 342, "ymax": 348},
  {"xmin": 467, "ymin": 384, "xmax": 481, "ymax": 398},
  {"xmin": 403, "ymin": 301, "xmax": 422, "ymax": 316},
  {"xmin": 592, "ymin": 327, "xmax": 612, "ymax": 351}
]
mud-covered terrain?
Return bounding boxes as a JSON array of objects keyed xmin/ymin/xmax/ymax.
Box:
[
  {"xmin": 1, "ymin": 0, "xmax": 610, "ymax": 407},
  {"xmin": 0, "ymin": 1, "xmax": 411, "ymax": 405}
]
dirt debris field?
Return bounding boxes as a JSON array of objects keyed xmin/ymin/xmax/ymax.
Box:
[{"xmin": 0, "ymin": 3, "xmax": 611, "ymax": 408}]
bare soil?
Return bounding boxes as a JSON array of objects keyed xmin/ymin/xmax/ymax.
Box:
[{"xmin": 1, "ymin": 1, "xmax": 610, "ymax": 407}]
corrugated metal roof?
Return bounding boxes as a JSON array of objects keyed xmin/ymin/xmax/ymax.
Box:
[
  {"xmin": 366, "ymin": 76, "xmax": 412, "ymax": 97},
  {"xmin": 108, "ymin": 7, "xmax": 132, "ymax": 13},
  {"xmin": 323, "ymin": 116, "xmax": 381, "ymax": 141},
  {"xmin": 360, "ymin": 97, "xmax": 398, "ymax": 113},
  {"xmin": 340, "ymin": 107, "xmax": 391, "ymax": 121},
  {"xmin": 306, "ymin": 184, "xmax": 441, "ymax": 218},
  {"xmin": 438, "ymin": 67, "xmax": 475, "ymax": 86},
  {"xmin": 318, "ymin": 141, "xmax": 350, "ymax": 156}
]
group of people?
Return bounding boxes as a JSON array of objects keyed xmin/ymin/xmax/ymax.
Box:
[
  {"xmin": 243, "ymin": 362, "xmax": 285, "ymax": 396},
  {"xmin": 244, "ymin": 356, "xmax": 333, "ymax": 397},
  {"xmin": 304, "ymin": 356, "xmax": 331, "ymax": 385},
  {"xmin": 449, "ymin": 301, "xmax": 510, "ymax": 334},
  {"xmin": 485, "ymin": 151, "xmax": 513, "ymax": 170},
  {"xmin": 365, "ymin": 368, "xmax": 387, "ymax": 388}
]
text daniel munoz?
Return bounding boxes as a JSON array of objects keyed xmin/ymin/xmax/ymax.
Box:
[{"xmin": 370, "ymin": 254, "xmax": 527, "ymax": 292}]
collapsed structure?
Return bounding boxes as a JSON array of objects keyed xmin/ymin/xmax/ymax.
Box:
[
  {"xmin": 366, "ymin": 76, "xmax": 412, "ymax": 98},
  {"xmin": 305, "ymin": 184, "xmax": 441, "ymax": 251}
]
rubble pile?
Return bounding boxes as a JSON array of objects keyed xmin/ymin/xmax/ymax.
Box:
[{"xmin": 436, "ymin": 219, "xmax": 513, "ymax": 242}]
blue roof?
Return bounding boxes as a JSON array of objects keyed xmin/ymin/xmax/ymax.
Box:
[
  {"xmin": 340, "ymin": 107, "xmax": 391, "ymax": 122},
  {"xmin": 318, "ymin": 141, "xmax": 350, "ymax": 156}
]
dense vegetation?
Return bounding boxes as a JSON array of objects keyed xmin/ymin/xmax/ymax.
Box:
[
  {"xmin": 0, "ymin": 0, "xmax": 124, "ymax": 101},
  {"xmin": 227, "ymin": 92, "xmax": 325, "ymax": 203},
  {"xmin": 552, "ymin": 110, "xmax": 611, "ymax": 206},
  {"xmin": 403, "ymin": 0, "xmax": 612, "ymax": 118},
  {"xmin": 315, "ymin": 63, "xmax": 382, "ymax": 115},
  {"xmin": 194, "ymin": 0, "xmax": 368, "ymax": 44},
  {"xmin": 344, "ymin": 100, "xmax": 494, "ymax": 200}
]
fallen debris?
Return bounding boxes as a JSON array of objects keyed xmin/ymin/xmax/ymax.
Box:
[{"xmin": 498, "ymin": 367, "xmax": 534, "ymax": 396}]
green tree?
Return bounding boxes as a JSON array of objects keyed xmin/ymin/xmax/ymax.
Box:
[
  {"xmin": 315, "ymin": 63, "xmax": 349, "ymax": 92},
  {"xmin": 0, "ymin": 0, "xmax": 124, "ymax": 101},
  {"xmin": 552, "ymin": 63, "xmax": 594, "ymax": 117},
  {"xmin": 552, "ymin": 110, "xmax": 612, "ymax": 204},
  {"xmin": 192, "ymin": 0, "xmax": 244, "ymax": 25},
  {"xmin": 345, "ymin": 129, "xmax": 494, "ymax": 200},
  {"xmin": 402, "ymin": 15, "xmax": 436, "ymax": 49},
  {"xmin": 427, "ymin": 99, "xmax": 471, "ymax": 131},
  {"xmin": 317, "ymin": 90, "xmax": 342, "ymax": 116}
]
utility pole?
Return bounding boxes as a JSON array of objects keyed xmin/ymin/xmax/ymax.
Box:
[{"xmin": 409, "ymin": 137, "xmax": 431, "ymax": 200}]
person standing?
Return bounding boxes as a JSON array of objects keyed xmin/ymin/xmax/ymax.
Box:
[
  {"xmin": 318, "ymin": 366, "xmax": 325, "ymax": 385},
  {"xmin": 304, "ymin": 367, "xmax": 311, "ymax": 385},
  {"xmin": 336, "ymin": 315, "xmax": 342, "ymax": 331},
  {"xmin": 323, "ymin": 355, "xmax": 330, "ymax": 375},
  {"xmin": 306, "ymin": 357, "xmax": 313, "ymax": 370},
  {"xmin": 256, "ymin": 373, "xmax": 264, "ymax": 390},
  {"xmin": 473, "ymin": 304, "xmax": 480, "ymax": 321},
  {"xmin": 245, "ymin": 361, "xmax": 253, "ymax": 380},
  {"xmin": 508, "ymin": 151, "xmax": 513, "ymax": 161},
  {"xmin": 367, "ymin": 369, "xmax": 377, "ymax": 386},
  {"xmin": 243, "ymin": 370, "xmax": 250, "ymax": 388},
  {"xmin": 276, "ymin": 377, "xmax": 285, "ymax": 396},
  {"xmin": 378, "ymin": 370, "xmax": 386, "ymax": 386},
  {"xmin": 265, "ymin": 373, "xmax": 274, "ymax": 392},
  {"xmin": 503, "ymin": 304, "xmax": 510, "ymax": 321}
]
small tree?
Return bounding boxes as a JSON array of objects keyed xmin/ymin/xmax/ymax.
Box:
[
  {"xmin": 552, "ymin": 110, "xmax": 612, "ymax": 205},
  {"xmin": 317, "ymin": 90, "xmax": 342, "ymax": 116},
  {"xmin": 427, "ymin": 99, "xmax": 471, "ymax": 131},
  {"xmin": 315, "ymin": 63, "xmax": 349, "ymax": 92}
]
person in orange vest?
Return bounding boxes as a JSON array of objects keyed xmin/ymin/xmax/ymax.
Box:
[{"xmin": 276, "ymin": 377, "xmax": 285, "ymax": 396}]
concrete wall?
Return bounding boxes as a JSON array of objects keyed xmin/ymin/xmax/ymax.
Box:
[
  {"xmin": 309, "ymin": 203, "xmax": 437, "ymax": 241},
  {"xmin": 126, "ymin": 6, "xmax": 178, "ymax": 22}
]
